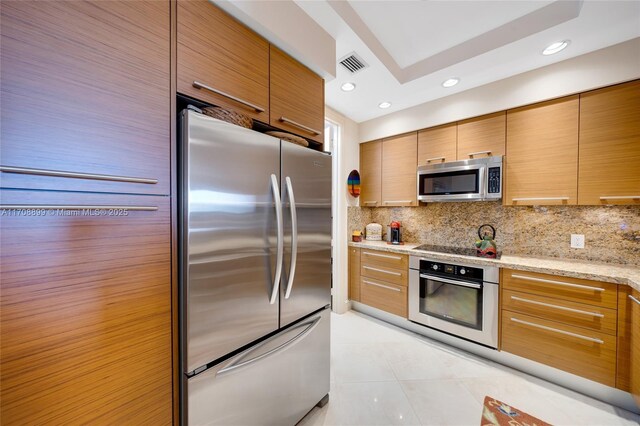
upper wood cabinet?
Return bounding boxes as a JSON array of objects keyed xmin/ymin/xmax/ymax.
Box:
[
  {"xmin": 418, "ymin": 124, "xmax": 457, "ymax": 166},
  {"xmin": 457, "ymin": 112, "xmax": 506, "ymax": 160},
  {"xmin": 382, "ymin": 133, "xmax": 418, "ymax": 207},
  {"xmin": 631, "ymin": 289, "xmax": 640, "ymax": 407},
  {"xmin": 505, "ymin": 96, "xmax": 579, "ymax": 206},
  {"xmin": 177, "ymin": 0, "xmax": 269, "ymax": 123},
  {"xmin": 578, "ymin": 80, "xmax": 640, "ymax": 205},
  {"xmin": 360, "ymin": 141, "xmax": 382, "ymax": 207},
  {"xmin": 0, "ymin": 0, "xmax": 170, "ymax": 195},
  {"xmin": 270, "ymin": 46, "xmax": 325, "ymax": 144}
]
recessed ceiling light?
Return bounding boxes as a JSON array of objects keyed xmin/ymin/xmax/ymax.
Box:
[
  {"xmin": 543, "ymin": 40, "xmax": 570, "ymax": 55},
  {"xmin": 442, "ymin": 78, "xmax": 460, "ymax": 88},
  {"xmin": 341, "ymin": 82, "xmax": 356, "ymax": 92},
  {"xmin": 378, "ymin": 101, "xmax": 392, "ymax": 109}
]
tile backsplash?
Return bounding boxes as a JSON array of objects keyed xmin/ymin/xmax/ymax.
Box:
[{"xmin": 348, "ymin": 203, "xmax": 640, "ymax": 265}]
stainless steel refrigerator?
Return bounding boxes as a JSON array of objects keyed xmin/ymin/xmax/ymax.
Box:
[{"xmin": 179, "ymin": 109, "xmax": 332, "ymax": 425}]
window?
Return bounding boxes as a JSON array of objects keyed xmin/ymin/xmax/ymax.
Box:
[{"xmin": 324, "ymin": 120, "xmax": 338, "ymax": 154}]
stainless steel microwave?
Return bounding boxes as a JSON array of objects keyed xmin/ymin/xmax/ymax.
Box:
[{"xmin": 417, "ymin": 156, "xmax": 502, "ymax": 202}]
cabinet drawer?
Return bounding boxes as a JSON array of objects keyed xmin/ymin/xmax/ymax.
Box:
[
  {"xmin": 361, "ymin": 262, "xmax": 407, "ymax": 287},
  {"xmin": 502, "ymin": 290, "xmax": 617, "ymax": 335},
  {"xmin": 360, "ymin": 278, "xmax": 407, "ymax": 318},
  {"xmin": 503, "ymin": 269, "xmax": 617, "ymax": 309},
  {"xmin": 502, "ymin": 312, "xmax": 616, "ymax": 387},
  {"xmin": 361, "ymin": 250, "xmax": 408, "ymax": 270}
]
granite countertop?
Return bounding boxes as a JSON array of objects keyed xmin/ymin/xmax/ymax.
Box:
[{"xmin": 349, "ymin": 240, "xmax": 640, "ymax": 292}]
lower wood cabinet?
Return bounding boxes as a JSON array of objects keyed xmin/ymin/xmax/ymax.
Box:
[
  {"xmin": 349, "ymin": 247, "xmax": 361, "ymax": 302},
  {"xmin": 630, "ymin": 289, "xmax": 640, "ymax": 406},
  {"xmin": 360, "ymin": 277, "xmax": 407, "ymax": 318},
  {"xmin": 357, "ymin": 248, "xmax": 408, "ymax": 317},
  {"xmin": 0, "ymin": 190, "xmax": 173, "ymax": 424}
]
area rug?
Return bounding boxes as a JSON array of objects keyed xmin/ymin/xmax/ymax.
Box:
[{"xmin": 481, "ymin": 396, "xmax": 552, "ymax": 426}]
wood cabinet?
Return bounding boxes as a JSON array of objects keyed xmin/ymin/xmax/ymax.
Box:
[
  {"xmin": 177, "ymin": 0, "xmax": 269, "ymax": 123},
  {"xmin": 457, "ymin": 112, "xmax": 506, "ymax": 160},
  {"xmin": 382, "ymin": 133, "xmax": 418, "ymax": 206},
  {"xmin": 578, "ymin": 80, "xmax": 640, "ymax": 205},
  {"xmin": 0, "ymin": 190, "xmax": 173, "ymax": 424},
  {"xmin": 270, "ymin": 46, "xmax": 324, "ymax": 144},
  {"xmin": 349, "ymin": 247, "xmax": 361, "ymax": 302},
  {"xmin": 360, "ymin": 141, "xmax": 382, "ymax": 207},
  {"xmin": 0, "ymin": 0, "xmax": 171, "ymax": 195},
  {"xmin": 631, "ymin": 289, "xmax": 640, "ymax": 406},
  {"xmin": 418, "ymin": 124, "xmax": 457, "ymax": 166},
  {"xmin": 505, "ymin": 96, "xmax": 579, "ymax": 205},
  {"xmin": 359, "ymin": 249, "xmax": 408, "ymax": 317},
  {"xmin": 617, "ymin": 286, "xmax": 633, "ymax": 391}
]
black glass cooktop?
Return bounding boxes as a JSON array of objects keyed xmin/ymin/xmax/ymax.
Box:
[{"xmin": 414, "ymin": 244, "xmax": 502, "ymax": 260}]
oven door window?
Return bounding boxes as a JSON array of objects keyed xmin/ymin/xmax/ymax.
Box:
[
  {"xmin": 419, "ymin": 169, "xmax": 479, "ymax": 196},
  {"xmin": 419, "ymin": 276, "xmax": 483, "ymax": 330}
]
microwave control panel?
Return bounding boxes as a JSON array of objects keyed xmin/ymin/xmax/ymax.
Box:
[{"xmin": 487, "ymin": 167, "xmax": 501, "ymax": 194}]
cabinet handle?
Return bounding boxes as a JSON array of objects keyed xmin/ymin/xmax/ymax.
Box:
[
  {"xmin": 468, "ymin": 150, "xmax": 491, "ymax": 157},
  {"xmin": 426, "ymin": 157, "xmax": 445, "ymax": 163},
  {"xmin": 278, "ymin": 117, "xmax": 321, "ymax": 136},
  {"xmin": 362, "ymin": 265, "xmax": 401, "ymax": 276},
  {"xmin": 510, "ymin": 274, "xmax": 605, "ymax": 292},
  {"xmin": 599, "ymin": 196, "xmax": 640, "ymax": 200},
  {"xmin": 511, "ymin": 197, "xmax": 570, "ymax": 202},
  {"xmin": 363, "ymin": 280, "xmax": 401, "ymax": 292},
  {"xmin": 629, "ymin": 295, "xmax": 640, "ymax": 306},
  {"xmin": 0, "ymin": 205, "xmax": 157, "ymax": 211},
  {"xmin": 383, "ymin": 200, "xmax": 412, "ymax": 205},
  {"xmin": 363, "ymin": 201, "xmax": 378, "ymax": 205},
  {"xmin": 363, "ymin": 251, "xmax": 402, "ymax": 260},
  {"xmin": 510, "ymin": 317, "xmax": 604, "ymax": 344},
  {"xmin": 510, "ymin": 295, "xmax": 604, "ymax": 318},
  {"xmin": 192, "ymin": 81, "xmax": 265, "ymax": 113},
  {"xmin": 0, "ymin": 165, "xmax": 157, "ymax": 185}
]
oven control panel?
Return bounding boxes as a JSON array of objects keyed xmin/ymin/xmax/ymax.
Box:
[{"xmin": 420, "ymin": 260, "xmax": 484, "ymax": 281}]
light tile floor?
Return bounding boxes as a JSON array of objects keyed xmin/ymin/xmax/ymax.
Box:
[{"xmin": 298, "ymin": 311, "xmax": 640, "ymax": 426}]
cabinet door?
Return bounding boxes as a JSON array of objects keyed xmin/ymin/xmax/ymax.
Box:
[
  {"xmin": 360, "ymin": 141, "xmax": 382, "ymax": 207},
  {"xmin": 349, "ymin": 247, "xmax": 361, "ymax": 301},
  {"xmin": 505, "ymin": 96, "xmax": 579, "ymax": 205},
  {"xmin": 0, "ymin": 190, "xmax": 172, "ymax": 424},
  {"xmin": 270, "ymin": 46, "xmax": 324, "ymax": 144},
  {"xmin": 382, "ymin": 133, "xmax": 418, "ymax": 207},
  {"xmin": 418, "ymin": 124, "xmax": 456, "ymax": 166},
  {"xmin": 578, "ymin": 80, "xmax": 640, "ymax": 205},
  {"xmin": 631, "ymin": 290, "xmax": 640, "ymax": 407},
  {"xmin": 0, "ymin": 1, "xmax": 170, "ymax": 195},
  {"xmin": 177, "ymin": 0, "xmax": 269, "ymax": 122},
  {"xmin": 457, "ymin": 112, "xmax": 506, "ymax": 160},
  {"xmin": 617, "ymin": 286, "xmax": 632, "ymax": 391}
]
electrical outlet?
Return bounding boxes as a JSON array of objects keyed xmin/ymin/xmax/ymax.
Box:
[{"xmin": 570, "ymin": 234, "xmax": 585, "ymax": 249}]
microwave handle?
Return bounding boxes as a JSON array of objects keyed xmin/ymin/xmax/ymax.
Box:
[{"xmin": 420, "ymin": 274, "xmax": 482, "ymax": 289}]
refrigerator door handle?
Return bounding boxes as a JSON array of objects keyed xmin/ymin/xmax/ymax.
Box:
[
  {"xmin": 270, "ymin": 173, "xmax": 284, "ymax": 305},
  {"xmin": 284, "ymin": 176, "xmax": 298, "ymax": 299},
  {"xmin": 216, "ymin": 315, "xmax": 321, "ymax": 376}
]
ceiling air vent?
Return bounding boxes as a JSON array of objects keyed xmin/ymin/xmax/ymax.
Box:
[{"xmin": 339, "ymin": 52, "xmax": 368, "ymax": 74}]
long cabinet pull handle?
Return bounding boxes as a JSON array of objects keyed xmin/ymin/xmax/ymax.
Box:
[
  {"xmin": 468, "ymin": 150, "xmax": 491, "ymax": 157},
  {"xmin": 599, "ymin": 196, "xmax": 640, "ymax": 200},
  {"xmin": 426, "ymin": 157, "xmax": 445, "ymax": 162},
  {"xmin": 363, "ymin": 280, "xmax": 401, "ymax": 292},
  {"xmin": 363, "ymin": 201, "xmax": 378, "ymax": 205},
  {"xmin": 511, "ymin": 197, "xmax": 570, "ymax": 201},
  {"xmin": 510, "ymin": 274, "xmax": 605, "ymax": 292},
  {"xmin": 510, "ymin": 295, "xmax": 604, "ymax": 318},
  {"xmin": 629, "ymin": 295, "xmax": 640, "ymax": 306},
  {"xmin": 363, "ymin": 251, "xmax": 402, "ymax": 260},
  {"xmin": 362, "ymin": 265, "xmax": 401, "ymax": 276},
  {"xmin": 383, "ymin": 200, "xmax": 412, "ymax": 204},
  {"xmin": 0, "ymin": 165, "xmax": 157, "ymax": 184},
  {"xmin": 0, "ymin": 205, "xmax": 157, "ymax": 211},
  {"xmin": 278, "ymin": 117, "xmax": 321, "ymax": 136},
  {"xmin": 192, "ymin": 81, "xmax": 265, "ymax": 113},
  {"xmin": 284, "ymin": 177, "xmax": 298, "ymax": 300},
  {"xmin": 270, "ymin": 174, "xmax": 283, "ymax": 305},
  {"xmin": 510, "ymin": 317, "xmax": 604, "ymax": 344}
]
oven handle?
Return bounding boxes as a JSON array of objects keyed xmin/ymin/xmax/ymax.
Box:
[{"xmin": 419, "ymin": 274, "xmax": 482, "ymax": 289}]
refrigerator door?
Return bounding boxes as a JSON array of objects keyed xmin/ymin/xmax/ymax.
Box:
[
  {"xmin": 187, "ymin": 308, "xmax": 330, "ymax": 426},
  {"xmin": 281, "ymin": 143, "xmax": 332, "ymax": 327},
  {"xmin": 181, "ymin": 111, "xmax": 281, "ymax": 373}
]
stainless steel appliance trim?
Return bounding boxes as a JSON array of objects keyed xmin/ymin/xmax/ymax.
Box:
[
  {"xmin": 192, "ymin": 81, "xmax": 265, "ymax": 112},
  {"xmin": 270, "ymin": 173, "xmax": 284, "ymax": 305},
  {"xmin": 362, "ymin": 201, "xmax": 378, "ymax": 205},
  {"xmin": 409, "ymin": 255, "xmax": 500, "ymax": 284},
  {"xmin": 279, "ymin": 117, "xmax": 320, "ymax": 135},
  {"xmin": 629, "ymin": 295, "xmax": 640, "ymax": 306},
  {"xmin": 419, "ymin": 274, "xmax": 482, "ymax": 289},
  {"xmin": 217, "ymin": 316, "xmax": 321, "ymax": 376},
  {"xmin": 599, "ymin": 196, "xmax": 640, "ymax": 200},
  {"xmin": 509, "ymin": 317, "xmax": 604, "ymax": 344},
  {"xmin": 511, "ymin": 197, "xmax": 570, "ymax": 201},
  {"xmin": 0, "ymin": 165, "xmax": 157, "ymax": 184},
  {"xmin": 510, "ymin": 295, "xmax": 605, "ymax": 318},
  {"xmin": 362, "ymin": 265, "xmax": 401, "ymax": 276},
  {"xmin": 362, "ymin": 251, "xmax": 402, "ymax": 260},
  {"xmin": 363, "ymin": 280, "xmax": 401, "ymax": 292},
  {"xmin": 383, "ymin": 200, "xmax": 412, "ymax": 204},
  {"xmin": 0, "ymin": 204, "xmax": 157, "ymax": 211},
  {"xmin": 284, "ymin": 176, "xmax": 298, "ymax": 300},
  {"xmin": 425, "ymin": 157, "xmax": 445, "ymax": 162},
  {"xmin": 510, "ymin": 274, "xmax": 605, "ymax": 292},
  {"xmin": 467, "ymin": 150, "xmax": 492, "ymax": 157}
]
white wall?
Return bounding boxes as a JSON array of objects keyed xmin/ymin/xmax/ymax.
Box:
[
  {"xmin": 359, "ymin": 38, "xmax": 640, "ymax": 142},
  {"xmin": 326, "ymin": 107, "xmax": 359, "ymax": 314}
]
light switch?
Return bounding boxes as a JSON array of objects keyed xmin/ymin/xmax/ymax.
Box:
[{"xmin": 570, "ymin": 234, "xmax": 585, "ymax": 249}]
